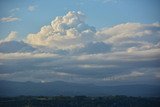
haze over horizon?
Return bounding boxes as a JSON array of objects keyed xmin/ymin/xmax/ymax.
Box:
[{"xmin": 0, "ymin": 0, "xmax": 160, "ymax": 87}]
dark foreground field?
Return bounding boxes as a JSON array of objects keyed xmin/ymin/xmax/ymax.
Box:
[{"xmin": 0, "ymin": 96, "xmax": 160, "ymax": 107}]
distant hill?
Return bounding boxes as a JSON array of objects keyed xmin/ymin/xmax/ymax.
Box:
[{"xmin": 0, "ymin": 80, "xmax": 160, "ymax": 97}]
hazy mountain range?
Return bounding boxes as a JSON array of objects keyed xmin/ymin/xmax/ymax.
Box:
[{"xmin": 0, "ymin": 80, "xmax": 159, "ymax": 97}]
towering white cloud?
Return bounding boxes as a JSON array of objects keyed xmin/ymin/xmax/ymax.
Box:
[{"xmin": 26, "ymin": 11, "xmax": 96, "ymax": 50}]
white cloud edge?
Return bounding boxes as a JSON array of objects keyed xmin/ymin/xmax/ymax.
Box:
[
  {"xmin": 0, "ymin": 31, "xmax": 18, "ymax": 43},
  {"xmin": 0, "ymin": 16, "xmax": 20, "ymax": 22}
]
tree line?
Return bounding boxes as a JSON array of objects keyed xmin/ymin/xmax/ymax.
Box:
[{"xmin": 0, "ymin": 95, "xmax": 160, "ymax": 107}]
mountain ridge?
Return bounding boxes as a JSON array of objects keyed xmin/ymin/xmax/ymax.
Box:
[{"xmin": 0, "ymin": 80, "xmax": 160, "ymax": 97}]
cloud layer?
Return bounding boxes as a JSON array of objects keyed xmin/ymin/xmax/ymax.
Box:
[
  {"xmin": 97, "ymin": 22, "xmax": 160, "ymax": 51},
  {"xmin": 0, "ymin": 11, "xmax": 160, "ymax": 85}
]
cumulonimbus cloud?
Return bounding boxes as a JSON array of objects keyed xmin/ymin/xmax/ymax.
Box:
[{"xmin": 26, "ymin": 11, "xmax": 96, "ymax": 50}]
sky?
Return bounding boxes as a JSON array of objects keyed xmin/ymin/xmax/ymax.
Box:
[{"xmin": 0, "ymin": 0, "xmax": 160, "ymax": 85}]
